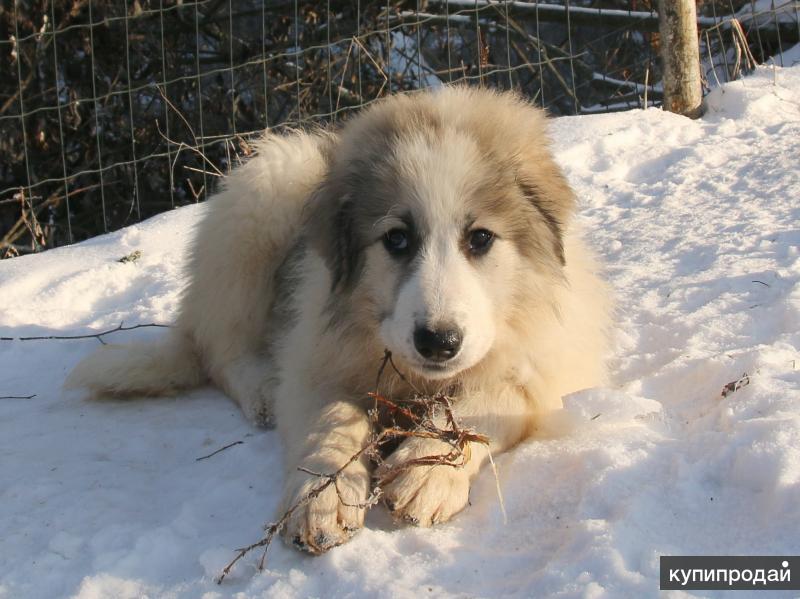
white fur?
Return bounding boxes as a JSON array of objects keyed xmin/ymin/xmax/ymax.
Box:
[
  {"xmin": 67, "ymin": 88, "xmax": 613, "ymax": 554},
  {"xmin": 381, "ymin": 224, "xmax": 498, "ymax": 378}
]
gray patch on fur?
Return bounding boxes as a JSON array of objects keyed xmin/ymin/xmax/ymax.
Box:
[{"xmin": 259, "ymin": 239, "xmax": 307, "ymax": 412}]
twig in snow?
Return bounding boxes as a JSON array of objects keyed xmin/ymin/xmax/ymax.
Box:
[
  {"xmin": 720, "ymin": 373, "xmax": 750, "ymax": 398},
  {"xmin": 0, "ymin": 322, "xmax": 169, "ymax": 345},
  {"xmin": 0, "ymin": 394, "xmax": 36, "ymax": 399},
  {"xmin": 118, "ymin": 250, "xmax": 142, "ymax": 263},
  {"xmin": 196, "ymin": 441, "xmax": 244, "ymax": 462},
  {"xmin": 486, "ymin": 448, "xmax": 507, "ymax": 524}
]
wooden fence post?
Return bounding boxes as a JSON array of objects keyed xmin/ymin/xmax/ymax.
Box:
[{"xmin": 658, "ymin": 0, "xmax": 704, "ymax": 118}]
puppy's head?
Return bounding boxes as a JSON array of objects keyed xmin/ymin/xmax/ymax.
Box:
[{"xmin": 307, "ymin": 87, "xmax": 575, "ymax": 380}]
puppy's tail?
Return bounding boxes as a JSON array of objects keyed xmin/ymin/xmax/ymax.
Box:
[{"xmin": 65, "ymin": 332, "xmax": 205, "ymax": 396}]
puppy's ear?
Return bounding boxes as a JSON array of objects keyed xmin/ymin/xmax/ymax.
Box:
[
  {"xmin": 513, "ymin": 122, "xmax": 576, "ymax": 267},
  {"xmin": 485, "ymin": 95, "xmax": 575, "ymax": 268},
  {"xmin": 515, "ymin": 171, "xmax": 573, "ymax": 267},
  {"xmin": 305, "ymin": 182, "xmax": 363, "ymax": 293}
]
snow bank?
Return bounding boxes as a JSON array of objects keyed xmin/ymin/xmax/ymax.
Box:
[{"xmin": 1, "ymin": 59, "xmax": 799, "ymax": 598}]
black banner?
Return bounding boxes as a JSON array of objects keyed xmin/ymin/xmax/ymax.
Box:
[{"xmin": 660, "ymin": 556, "xmax": 798, "ymax": 590}]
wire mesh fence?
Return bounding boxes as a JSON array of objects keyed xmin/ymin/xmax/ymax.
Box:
[{"xmin": 2, "ymin": 0, "xmax": 798, "ymax": 257}]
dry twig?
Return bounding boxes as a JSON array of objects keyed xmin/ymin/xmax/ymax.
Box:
[
  {"xmin": 720, "ymin": 373, "xmax": 750, "ymax": 398},
  {"xmin": 0, "ymin": 322, "xmax": 168, "ymax": 345},
  {"xmin": 196, "ymin": 441, "xmax": 244, "ymax": 462}
]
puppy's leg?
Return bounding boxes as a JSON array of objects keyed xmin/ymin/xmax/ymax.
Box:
[
  {"xmin": 378, "ymin": 385, "xmax": 533, "ymax": 527},
  {"xmin": 280, "ymin": 398, "xmax": 372, "ymax": 554},
  {"xmin": 215, "ymin": 353, "xmax": 277, "ymax": 427}
]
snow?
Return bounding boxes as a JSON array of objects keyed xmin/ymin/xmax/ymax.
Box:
[{"xmin": 2, "ymin": 57, "xmax": 800, "ymax": 598}]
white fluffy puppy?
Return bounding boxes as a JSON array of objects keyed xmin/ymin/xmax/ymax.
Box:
[{"xmin": 68, "ymin": 86, "xmax": 612, "ymax": 553}]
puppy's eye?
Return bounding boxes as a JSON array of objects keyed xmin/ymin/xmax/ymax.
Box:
[
  {"xmin": 383, "ymin": 228, "xmax": 409, "ymax": 255},
  {"xmin": 468, "ymin": 229, "xmax": 494, "ymax": 255}
]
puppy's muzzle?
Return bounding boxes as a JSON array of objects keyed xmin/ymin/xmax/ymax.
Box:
[{"xmin": 413, "ymin": 325, "xmax": 463, "ymax": 362}]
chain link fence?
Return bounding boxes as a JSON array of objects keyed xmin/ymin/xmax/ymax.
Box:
[{"xmin": 2, "ymin": 0, "xmax": 798, "ymax": 257}]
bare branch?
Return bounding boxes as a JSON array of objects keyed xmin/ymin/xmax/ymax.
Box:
[
  {"xmin": 196, "ymin": 441, "xmax": 245, "ymax": 462},
  {"xmin": 1, "ymin": 322, "xmax": 169, "ymax": 345}
]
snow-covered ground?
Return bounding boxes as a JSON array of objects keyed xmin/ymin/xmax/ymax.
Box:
[{"xmin": 1, "ymin": 57, "xmax": 799, "ymax": 598}]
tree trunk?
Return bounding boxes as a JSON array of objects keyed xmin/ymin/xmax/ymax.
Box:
[{"xmin": 658, "ymin": 0, "xmax": 704, "ymax": 118}]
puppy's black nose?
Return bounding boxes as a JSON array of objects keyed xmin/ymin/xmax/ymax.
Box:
[{"xmin": 413, "ymin": 326, "xmax": 462, "ymax": 362}]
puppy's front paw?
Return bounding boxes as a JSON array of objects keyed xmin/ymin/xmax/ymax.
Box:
[
  {"xmin": 280, "ymin": 461, "xmax": 370, "ymax": 554},
  {"xmin": 378, "ymin": 439, "xmax": 472, "ymax": 527}
]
